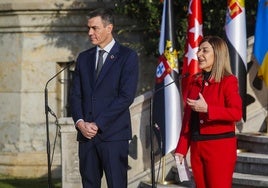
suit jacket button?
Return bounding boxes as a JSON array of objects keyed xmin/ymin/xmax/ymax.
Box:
[{"xmin": 200, "ymin": 120, "xmax": 204, "ymax": 124}]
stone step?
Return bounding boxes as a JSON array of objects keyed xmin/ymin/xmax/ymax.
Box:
[
  {"xmin": 139, "ymin": 181, "xmax": 193, "ymax": 188},
  {"xmin": 237, "ymin": 132, "xmax": 268, "ymax": 154},
  {"xmin": 236, "ymin": 151, "xmax": 268, "ymax": 175},
  {"xmin": 139, "ymin": 166, "xmax": 194, "ymax": 188},
  {"xmin": 139, "ymin": 133, "xmax": 268, "ymax": 187},
  {"xmin": 232, "ymin": 172, "xmax": 268, "ymax": 188},
  {"xmin": 140, "ymin": 172, "xmax": 268, "ymax": 188}
]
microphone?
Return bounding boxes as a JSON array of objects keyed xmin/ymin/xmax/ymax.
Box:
[
  {"xmin": 45, "ymin": 61, "xmax": 75, "ymax": 116},
  {"xmin": 154, "ymin": 123, "xmax": 163, "ymax": 155},
  {"xmin": 153, "ymin": 72, "xmax": 189, "ymax": 95},
  {"xmin": 44, "ymin": 61, "xmax": 75, "ymax": 188},
  {"xmin": 154, "ymin": 123, "xmax": 160, "ymax": 131}
]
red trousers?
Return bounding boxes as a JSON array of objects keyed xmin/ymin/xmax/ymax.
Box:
[{"xmin": 190, "ymin": 137, "xmax": 237, "ymax": 188}]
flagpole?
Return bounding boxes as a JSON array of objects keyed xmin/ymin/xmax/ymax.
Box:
[
  {"xmin": 161, "ymin": 156, "xmax": 165, "ymax": 183},
  {"xmin": 158, "ymin": 155, "xmax": 176, "ymax": 185},
  {"xmin": 160, "ymin": 156, "xmax": 167, "ymax": 184},
  {"xmin": 150, "ymin": 96, "xmax": 156, "ymax": 188}
]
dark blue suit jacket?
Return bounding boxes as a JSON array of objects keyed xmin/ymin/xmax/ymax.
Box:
[{"xmin": 70, "ymin": 42, "xmax": 139, "ymax": 142}]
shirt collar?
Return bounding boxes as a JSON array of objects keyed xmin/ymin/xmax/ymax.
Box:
[{"xmin": 97, "ymin": 39, "xmax": 115, "ymax": 53}]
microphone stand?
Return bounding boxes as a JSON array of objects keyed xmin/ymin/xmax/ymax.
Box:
[
  {"xmin": 149, "ymin": 73, "xmax": 188, "ymax": 188},
  {"xmin": 44, "ymin": 61, "xmax": 74, "ymax": 188}
]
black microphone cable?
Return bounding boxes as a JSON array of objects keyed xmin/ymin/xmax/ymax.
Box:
[
  {"xmin": 154, "ymin": 123, "xmax": 163, "ymax": 187},
  {"xmin": 47, "ymin": 107, "xmax": 60, "ymax": 171}
]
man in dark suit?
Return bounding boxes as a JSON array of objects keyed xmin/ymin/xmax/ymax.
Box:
[{"xmin": 70, "ymin": 8, "xmax": 139, "ymax": 188}]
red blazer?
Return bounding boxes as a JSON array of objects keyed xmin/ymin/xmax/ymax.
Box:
[{"xmin": 175, "ymin": 74, "xmax": 242, "ymax": 155}]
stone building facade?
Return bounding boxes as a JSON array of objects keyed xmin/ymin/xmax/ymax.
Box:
[
  {"xmin": 0, "ymin": 0, "xmax": 267, "ymax": 182},
  {"xmin": 0, "ymin": 0, "xmax": 155, "ymax": 178}
]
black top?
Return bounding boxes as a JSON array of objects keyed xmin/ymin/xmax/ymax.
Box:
[{"xmin": 190, "ymin": 71, "xmax": 210, "ymax": 138}]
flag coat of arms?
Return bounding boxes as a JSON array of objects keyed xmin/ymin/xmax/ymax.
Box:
[
  {"xmin": 153, "ymin": 0, "xmax": 183, "ymax": 155},
  {"xmin": 225, "ymin": 0, "xmax": 247, "ymax": 121}
]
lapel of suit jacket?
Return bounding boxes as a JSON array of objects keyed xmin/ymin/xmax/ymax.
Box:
[
  {"xmin": 87, "ymin": 47, "xmax": 97, "ymax": 87},
  {"xmin": 95, "ymin": 42, "xmax": 120, "ymax": 86}
]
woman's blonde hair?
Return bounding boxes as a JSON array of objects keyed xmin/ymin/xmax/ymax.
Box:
[{"xmin": 200, "ymin": 36, "xmax": 233, "ymax": 82}]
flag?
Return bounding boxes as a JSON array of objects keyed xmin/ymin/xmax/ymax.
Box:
[
  {"xmin": 181, "ymin": 0, "xmax": 203, "ymax": 102},
  {"xmin": 153, "ymin": 0, "xmax": 183, "ymax": 155},
  {"xmin": 225, "ymin": 0, "xmax": 247, "ymax": 121},
  {"xmin": 253, "ymin": 0, "xmax": 268, "ymax": 87}
]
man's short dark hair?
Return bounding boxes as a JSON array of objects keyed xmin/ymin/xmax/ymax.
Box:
[{"xmin": 87, "ymin": 8, "xmax": 114, "ymax": 26}]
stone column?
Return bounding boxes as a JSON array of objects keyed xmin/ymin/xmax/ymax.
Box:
[{"xmin": 59, "ymin": 117, "xmax": 82, "ymax": 188}]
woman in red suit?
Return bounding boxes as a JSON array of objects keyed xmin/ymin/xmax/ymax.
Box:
[{"xmin": 175, "ymin": 36, "xmax": 242, "ymax": 188}]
